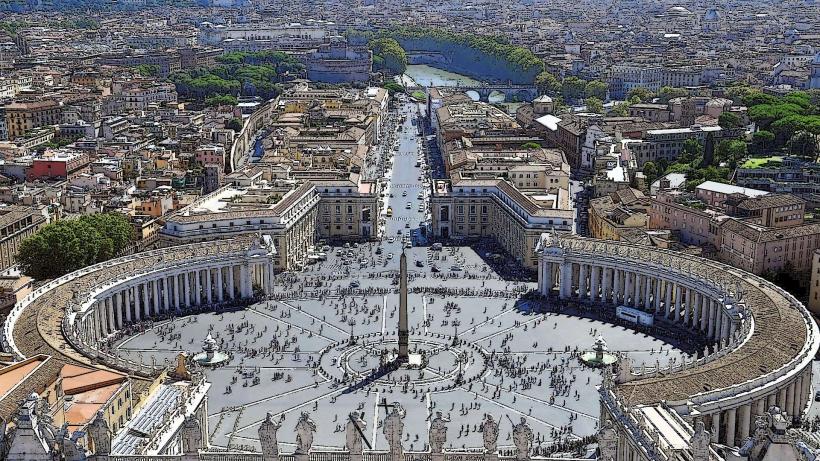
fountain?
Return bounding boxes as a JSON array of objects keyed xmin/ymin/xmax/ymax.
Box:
[
  {"xmin": 579, "ymin": 335, "xmax": 618, "ymax": 368},
  {"xmin": 193, "ymin": 333, "xmax": 230, "ymax": 367}
]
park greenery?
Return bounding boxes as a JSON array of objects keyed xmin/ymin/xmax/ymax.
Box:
[
  {"xmin": 368, "ymin": 38, "xmax": 408, "ymax": 75},
  {"xmin": 17, "ymin": 213, "xmax": 135, "ymax": 279},
  {"xmin": 133, "ymin": 64, "xmax": 160, "ymax": 77},
  {"xmin": 349, "ymin": 28, "xmax": 544, "ymax": 84},
  {"xmin": 0, "ymin": 18, "xmax": 99, "ymax": 33},
  {"xmin": 742, "ymin": 90, "xmax": 820, "ymax": 155},
  {"xmin": 644, "ymin": 135, "xmax": 749, "ymax": 192},
  {"xmin": 383, "ymin": 82, "xmax": 405, "ymax": 95},
  {"xmin": 169, "ymin": 51, "xmax": 304, "ymax": 102}
]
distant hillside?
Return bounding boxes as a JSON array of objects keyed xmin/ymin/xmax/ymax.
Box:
[{"xmin": 0, "ymin": 0, "xmax": 201, "ymax": 12}]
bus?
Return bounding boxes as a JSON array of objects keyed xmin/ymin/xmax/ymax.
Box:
[{"xmin": 616, "ymin": 305, "xmax": 654, "ymax": 327}]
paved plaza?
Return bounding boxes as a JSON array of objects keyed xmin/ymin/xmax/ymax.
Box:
[{"xmin": 114, "ymin": 244, "xmax": 689, "ymax": 453}]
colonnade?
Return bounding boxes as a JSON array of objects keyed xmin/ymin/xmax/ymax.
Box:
[
  {"xmin": 75, "ymin": 260, "xmax": 275, "ymax": 346},
  {"xmin": 538, "ymin": 259, "xmax": 738, "ymax": 344},
  {"xmin": 538, "ymin": 252, "xmax": 812, "ymax": 447},
  {"xmin": 704, "ymin": 367, "xmax": 811, "ymax": 446}
]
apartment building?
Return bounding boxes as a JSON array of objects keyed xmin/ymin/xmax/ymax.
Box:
[
  {"xmin": 4, "ymin": 99, "xmax": 62, "ymax": 140},
  {"xmin": 0, "ymin": 205, "xmax": 47, "ymax": 271},
  {"xmin": 809, "ymin": 250, "xmax": 820, "ymax": 314}
]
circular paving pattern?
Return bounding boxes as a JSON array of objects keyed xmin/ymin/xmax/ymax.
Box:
[{"xmin": 317, "ymin": 332, "xmax": 488, "ymax": 393}]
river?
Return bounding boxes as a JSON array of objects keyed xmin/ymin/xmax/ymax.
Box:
[{"xmin": 400, "ymin": 64, "xmax": 507, "ymax": 104}]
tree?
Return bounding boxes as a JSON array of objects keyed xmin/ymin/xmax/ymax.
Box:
[
  {"xmin": 584, "ymin": 80, "xmax": 608, "ymax": 100},
  {"xmin": 787, "ymin": 131, "xmax": 818, "ymax": 158},
  {"xmin": 561, "ymin": 77, "xmax": 587, "ymax": 103},
  {"xmin": 521, "ymin": 142, "xmax": 541, "ymax": 150},
  {"xmin": 205, "ymin": 95, "xmax": 238, "ymax": 107},
  {"xmin": 610, "ymin": 102, "xmax": 629, "ymax": 117},
  {"xmin": 17, "ymin": 213, "xmax": 134, "ymax": 279},
  {"xmin": 368, "ymin": 38, "xmax": 408, "ymax": 75},
  {"xmin": 715, "ymin": 139, "xmax": 747, "ymax": 169},
  {"xmin": 535, "ymin": 71, "xmax": 561, "ymax": 95},
  {"xmin": 657, "ymin": 86, "xmax": 689, "ymax": 103},
  {"xmin": 642, "ymin": 161, "xmax": 659, "ymax": 185},
  {"xmin": 384, "ymin": 82, "xmax": 405, "ymax": 94},
  {"xmin": 751, "ymin": 130, "xmax": 775, "ymax": 154},
  {"xmin": 226, "ymin": 118, "xmax": 243, "ymax": 132},
  {"xmin": 585, "ymin": 96, "xmax": 603, "ymax": 114},
  {"xmin": 627, "ymin": 87, "xmax": 654, "ymax": 104},
  {"xmin": 681, "ymin": 138, "xmax": 703, "ymax": 162},
  {"xmin": 718, "ymin": 112, "xmax": 743, "ymax": 129}
]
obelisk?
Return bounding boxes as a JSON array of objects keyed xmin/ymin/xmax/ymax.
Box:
[{"xmin": 398, "ymin": 250, "xmax": 409, "ymax": 362}]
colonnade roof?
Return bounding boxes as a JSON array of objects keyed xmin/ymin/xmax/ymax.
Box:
[
  {"xmin": 3, "ymin": 237, "xmax": 252, "ymax": 421},
  {"xmin": 550, "ymin": 236, "xmax": 814, "ymax": 406}
]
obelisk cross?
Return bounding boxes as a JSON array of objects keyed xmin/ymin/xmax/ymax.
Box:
[{"xmin": 398, "ymin": 250, "xmax": 409, "ymax": 362}]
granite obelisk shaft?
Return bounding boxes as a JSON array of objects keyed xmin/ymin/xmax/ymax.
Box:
[{"xmin": 398, "ymin": 250, "xmax": 409, "ymax": 362}]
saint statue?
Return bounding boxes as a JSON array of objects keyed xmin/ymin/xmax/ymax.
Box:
[
  {"xmin": 597, "ymin": 420, "xmax": 618, "ymax": 461},
  {"xmin": 429, "ymin": 411, "xmax": 449, "ymax": 453},
  {"xmin": 512, "ymin": 417, "xmax": 533, "ymax": 461},
  {"xmin": 295, "ymin": 412, "xmax": 316, "ymax": 454},
  {"xmin": 259, "ymin": 412, "xmax": 283, "ymax": 460},
  {"xmin": 481, "ymin": 414, "xmax": 498, "ymax": 454},
  {"xmin": 383, "ymin": 403, "xmax": 405, "ymax": 456},
  {"xmin": 345, "ymin": 411, "xmax": 367, "ymax": 455},
  {"xmin": 181, "ymin": 415, "xmax": 203, "ymax": 455},
  {"xmin": 689, "ymin": 420, "xmax": 711, "ymax": 461},
  {"xmin": 88, "ymin": 410, "xmax": 111, "ymax": 455}
]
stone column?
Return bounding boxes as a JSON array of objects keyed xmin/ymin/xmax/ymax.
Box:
[
  {"xmin": 113, "ymin": 293, "xmax": 122, "ymax": 328},
  {"xmin": 205, "ymin": 268, "xmax": 213, "ymax": 304},
  {"xmin": 700, "ymin": 295, "xmax": 709, "ymax": 332},
  {"xmin": 654, "ymin": 278, "xmax": 662, "ymax": 314},
  {"xmin": 674, "ymin": 285, "xmax": 682, "ymax": 322},
  {"xmin": 162, "ymin": 278, "xmax": 171, "ymax": 312},
  {"xmin": 710, "ymin": 412, "xmax": 720, "ymax": 443},
  {"xmin": 240, "ymin": 264, "xmax": 250, "ymax": 298},
  {"xmin": 613, "ymin": 270, "xmax": 621, "ymax": 303},
  {"xmin": 725, "ymin": 408, "xmax": 736, "ymax": 447},
  {"xmin": 106, "ymin": 297, "xmax": 115, "ymax": 332},
  {"xmin": 708, "ymin": 300, "xmax": 717, "ymax": 338},
  {"xmin": 150, "ymin": 280, "xmax": 158, "ymax": 314},
  {"xmin": 591, "ymin": 266, "xmax": 601, "ymax": 302},
  {"xmin": 141, "ymin": 283, "xmax": 150, "ymax": 318},
  {"xmin": 559, "ymin": 262, "xmax": 572, "ymax": 299},
  {"xmin": 184, "ymin": 271, "xmax": 191, "ymax": 307},
  {"xmin": 755, "ymin": 399, "xmax": 766, "ymax": 419},
  {"xmin": 644, "ymin": 276, "xmax": 652, "ymax": 311},
  {"xmin": 786, "ymin": 381, "xmax": 796, "ymax": 419},
  {"xmin": 216, "ymin": 267, "xmax": 224, "ymax": 303},
  {"xmin": 227, "ymin": 265, "xmax": 235, "ymax": 299},
  {"xmin": 739, "ymin": 404, "xmax": 751, "ymax": 440},
  {"xmin": 777, "ymin": 387, "xmax": 787, "ymax": 411},
  {"xmin": 683, "ymin": 289, "xmax": 691, "ymax": 326},
  {"xmin": 174, "ymin": 274, "xmax": 182, "ymax": 312},
  {"xmin": 123, "ymin": 290, "xmax": 131, "ymax": 323},
  {"xmin": 721, "ymin": 313, "xmax": 730, "ymax": 341},
  {"xmin": 578, "ymin": 264, "xmax": 588, "ymax": 300},
  {"xmin": 194, "ymin": 270, "xmax": 202, "ymax": 305},
  {"xmin": 266, "ymin": 263, "xmax": 275, "ymax": 295},
  {"xmin": 133, "ymin": 285, "xmax": 143, "ymax": 321},
  {"xmin": 714, "ymin": 304, "xmax": 723, "ymax": 341}
]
